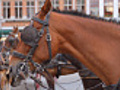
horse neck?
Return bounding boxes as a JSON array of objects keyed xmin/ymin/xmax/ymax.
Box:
[{"xmin": 50, "ymin": 12, "xmax": 120, "ymax": 85}]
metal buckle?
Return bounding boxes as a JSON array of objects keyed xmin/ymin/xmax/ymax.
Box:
[
  {"xmin": 46, "ymin": 33, "xmax": 51, "ymax": 41},
  {"xmin": 19, "ymin": 63, "xmax": 26, "ymax": 71}
]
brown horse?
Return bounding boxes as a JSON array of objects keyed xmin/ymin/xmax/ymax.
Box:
[
  {"xmin": 0, "ymin": 26, "xmax": 19, "ymax": 90},
  {"xmin": 0, "ymin": 24, "xmax": 102, "ymax": 89},
  {"xmin": 0, "ymin": 27, "xmax": 79, "ymax": 89},
  {"xmin": 1, "ymin": 26, "xmax": 19, "ymax": 65},
  {"xmin": 7, "ymin": 0, "xmax": 120, "ymax": 89},
  {"xmin": 6, "ymin": 31, "xmax": 104, "ymax": 90}
]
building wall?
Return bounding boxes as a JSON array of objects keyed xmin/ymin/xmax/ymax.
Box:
[
  {"xmin": 0, "ymin": 0, "xmax": 85, "ymax": 30},
  {"xmin": 0, "ymin": 0, "xmax": 120, "ymax": 31}
]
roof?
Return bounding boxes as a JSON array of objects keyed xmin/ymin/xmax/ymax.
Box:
[{"xmin": 0, "ymin": 29, "xmax": 12, "ymax": 38}]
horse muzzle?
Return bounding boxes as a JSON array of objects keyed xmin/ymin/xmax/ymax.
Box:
[
  {"xmin": 9, "ymin": 63, "xmax": 29, "ymax": 87},
  {"xmin": 11, "ymin": 77, "xmax": 21, "ymax": 87}
]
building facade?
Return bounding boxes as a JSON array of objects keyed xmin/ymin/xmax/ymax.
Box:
[{"xmin": 0, "ymin": 0, "xmax": 120, "ymax": 32}]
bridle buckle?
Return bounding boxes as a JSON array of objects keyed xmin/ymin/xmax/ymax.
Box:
[
  {"xmin": 44, "ymin": 23, "xmax": 49, "ymax": 26},
  {"xmin": 46, "ymin": 33, "xmax": 51, "ymax": 41}
]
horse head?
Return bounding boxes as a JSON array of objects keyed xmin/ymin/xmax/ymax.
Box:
[
  {"xmin": 6, "ymin": 0, "xmax": 120, "ymax": 88},
  {"xmin": 7, "ymin": 0, "xmax": 59, "ymax": 87},
  {"xmin": 1, "ymin": 26, "xmax": 19, "ymax": 64},
  {"xmin": 0, "ymin": 26, "xmax": 20, "ymax": 90}
]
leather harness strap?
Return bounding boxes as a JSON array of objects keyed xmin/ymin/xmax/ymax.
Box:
[
  {"xmin": 32, "ymin": 17, "xmax": 49, "ymax": 26},
  {"xmin": 56, "ymin": 65, "xmax": 62, "ymax": 78},
  {"xmin": 105, "ymin": 79, "xmax": 120, "ymax": 90}
]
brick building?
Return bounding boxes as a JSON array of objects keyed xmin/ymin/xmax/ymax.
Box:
[{"xmin": 0, "ymin": 0, "xmax": 120, "ymax": 36}]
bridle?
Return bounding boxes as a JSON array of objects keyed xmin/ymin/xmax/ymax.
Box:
[
  {"xmin": 11, "ymin": 12, "xmax": 53, "ymax": 86},
  {"xmin": 12, "ymin": 12, "xmax": 52, "ymax": 64}
]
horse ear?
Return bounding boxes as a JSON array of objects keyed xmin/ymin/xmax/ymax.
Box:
[
  {"xmin": 41, "ymin": 0, "xmax": 51, "ymax": 16},
  {"xmin": 13, "ymin": 26, "xmax": 18, "ymax": 34},
  {"xmin": 33, "ymin": 0, "xmax": 51, "ymax": 29}
]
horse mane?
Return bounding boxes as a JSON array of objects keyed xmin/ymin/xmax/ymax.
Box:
[{"xmin": 53, "ymin": 9, "xmax": 120, "ymax": 25}]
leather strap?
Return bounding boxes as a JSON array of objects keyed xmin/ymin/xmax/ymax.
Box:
[
  {"xmin": 56, "ymin": 65, "xmax": 62, "ymax": 78},
  {"xmin": 12, "ymin": 51, "xmax": 26, "ymax": 59},
  {"xmin": 104, "ymin": 79, "xmax": 120, "ymax": 90},
  {"xmin": 32, "ymin": 17, "xmax": 49, "ymax": 26}
]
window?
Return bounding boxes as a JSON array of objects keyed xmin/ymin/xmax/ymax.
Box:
[
  {"xmin": 76, "ymin": 0, "xmax": 85, "ymax": 12},
  {"xmin": 90, "ymin": 0, "xmax": 99, "ymax": 16},
  {"xmin": 64, "ymin": 0, "xmax": 72, "ymax": 11},
  {"xmin": 52, "ymin": 0, "xmax": 60, "ymax": 10},
  {"xmin": 64, "ymin": 0, "xmax": 67, "ymax": 4},
  {"xmin": 26, "ymin": 1, "xmax": 35, "ymax": 18},
  {"xmin": 119, "ymin": 0, "xmax": 120, "ymax": 17},
  {"xmin": 104, "ymin": 0, "xmax": 113, "ymax": 17},
  {"xmin": 3, "ymin": 1, "xmax": 10, "ymax": 19},
  {"xmin": 15, "ymin": 1, "xmax": 22, "ymax": 19}
]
